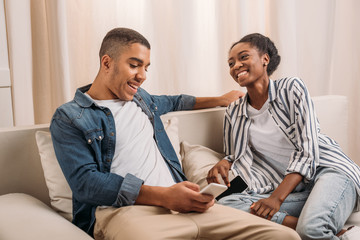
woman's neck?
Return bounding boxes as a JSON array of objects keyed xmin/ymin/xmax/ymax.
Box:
[{"xmin": 247, "ymin": 79, "xmax": 269, "ymax": 110}]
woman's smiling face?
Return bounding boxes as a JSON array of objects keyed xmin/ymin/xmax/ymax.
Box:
[{"xmin": 228, "ymin": 42, "xmax": 269, "ymax": 88}]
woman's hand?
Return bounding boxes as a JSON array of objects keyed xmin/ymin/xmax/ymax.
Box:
[
  {"xmin": 207, "ymin": 159, "xmax": 232, "ymax": 187},
  {"xmin": 250, "ymin": 196, "xmax": 282, "ymax": 220},
  {"xmin": 250, "ymin": 173, "xmax": 304, "ymax": 220}
]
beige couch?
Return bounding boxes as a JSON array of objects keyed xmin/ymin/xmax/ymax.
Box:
[{"xmin": 0, "ymin": 95, "xmax": 359, "ymax": 239}]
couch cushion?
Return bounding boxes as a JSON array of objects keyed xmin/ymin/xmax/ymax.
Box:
[
  {"xmin": 181, "ymin": 141, "xmax": 225, "ymax": 189},
  {"xmin": 0, "ymin": 193, "xmax": 92, "ymax": 240},
  {"xmin": 163, "ymin": 117, "xmax": 182, "ymax": 167},
  {"xmin": 312, "ymin": 95, "xmax": 348, "ymax": 154},
  {"xmin": 35, "ymin": 131, "xmax": 73, "ymax": 221}
]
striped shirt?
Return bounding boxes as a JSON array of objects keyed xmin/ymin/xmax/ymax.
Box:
[{"xmin": 224, "ymin": 77, "xmax": 360, "ymax": 202}]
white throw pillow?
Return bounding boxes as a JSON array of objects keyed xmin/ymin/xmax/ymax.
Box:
[
  {"xmin": 180, "ymin": 141, "xmax": 225, "ymax": 189},
  {"xmin": 163, "ymin": 117, "xmax": 182, "ymax": 167},
  {"xmin": 35, "ymin": 131, "xmax": 73, "ymax": 221},
  {"xmin": 34, "ymin": 117, "xmax": 180, "ymax": 221}
]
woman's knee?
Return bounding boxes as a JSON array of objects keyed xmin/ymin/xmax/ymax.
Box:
[
  {"xmin": 296, "ymin": 217, "xmax": 335, "ymax": 240},
  {"xmin": 296, "ymin": 221, "xmax": 319, "ymax": 240}
]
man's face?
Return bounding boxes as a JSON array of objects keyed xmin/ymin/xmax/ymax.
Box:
[{"xmin": 106, "ymin": 43, "xmax": 150, "ymax": 101}]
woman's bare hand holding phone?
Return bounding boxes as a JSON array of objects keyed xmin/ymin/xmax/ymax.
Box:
[{"xmin": 207, "ymin": 159, "xmax": 233, "ymax": 187}]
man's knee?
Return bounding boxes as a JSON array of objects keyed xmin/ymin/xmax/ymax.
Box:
[{"xmin": 95, "ymin": 206, "xmax": 199, "ymax": 240}]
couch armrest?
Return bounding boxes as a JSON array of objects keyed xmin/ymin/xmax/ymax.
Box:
[{"xmin": 0, "ymin": 193, "xmax": 93, "ymax": 240}]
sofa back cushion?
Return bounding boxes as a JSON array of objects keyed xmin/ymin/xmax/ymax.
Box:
[
  {"xmin": 35, "ymin": 131, "xmax": 73, "ymax": 221},
  {"xmin": 312, "ymin": 95, "xmax": 348, "ymax": 154}
]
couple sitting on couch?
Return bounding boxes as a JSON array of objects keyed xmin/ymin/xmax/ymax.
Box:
[{"xmin": 50, "ymin": 27, "xmax": 360, "ymax": 240}]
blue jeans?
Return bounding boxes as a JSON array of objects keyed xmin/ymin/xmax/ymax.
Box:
[
  {"xmin": 296, "ymin": 167, "xmax": 357, "ymax": 240},
  {"xmin": 218, "ymin": 187, "xmax": 311, "ymax": 224},
  {"xmin": 218, "ymin": 168, "xmax": 357, "ymax": 239}
]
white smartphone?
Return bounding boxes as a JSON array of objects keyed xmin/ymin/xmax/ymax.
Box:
[{"xmin": 200, "ymin": 183, "xmax": 228, "ymax": 197}]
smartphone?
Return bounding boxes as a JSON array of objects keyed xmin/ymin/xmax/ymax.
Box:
[
  {"xmin": 215, "ymin": 175, "xmax": 248, "ymax": 201},
  {"xmin": 200, "ymin": 183, "xmax": 228, "ymax": 198}
]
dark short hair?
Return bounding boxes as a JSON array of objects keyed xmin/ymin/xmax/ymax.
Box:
[
  {"xmin": 99, "ymin": 28, "xmax": 151, "ymax": 61},
  {"xmin": 230, "ymin": 33, "xmax": 281, "ymax": 76}
]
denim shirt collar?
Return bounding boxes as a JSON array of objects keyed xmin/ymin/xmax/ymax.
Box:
[{"xmin": 74, "ymin": 84, "xmax": 94, "ymax": 108}]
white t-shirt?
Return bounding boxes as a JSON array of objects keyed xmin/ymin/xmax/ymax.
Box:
[
  {"xmin": 247, "ymin": 100, "xmax": 295, "ymax": 175},
  {"xmin": 88, "ymin": 94, "xmax": 176, "ymax": 187}
]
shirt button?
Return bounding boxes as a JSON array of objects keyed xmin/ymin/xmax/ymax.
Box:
[
  {"xmin": 106, "ymin": 112, "xmax": 111, "ymax": 116},
  {"xmin": 99, "ymin": 136, "xmax": 102, "ymax": 140},
  {"xmin": 155, "ymin": 106, "xmax": 158, "ymax": 110},
  {"xmin": 110, "ymin": 132, "xmax": 114, "ymax": 136},
  {"xmin": 87, "ymin": 139, "xmax": 92, "ymax": 144}
]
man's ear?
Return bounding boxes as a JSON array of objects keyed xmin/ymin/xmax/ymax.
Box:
[{"xmin": 101, "ymin": 55, "xmax": 112, "ymax": 71}]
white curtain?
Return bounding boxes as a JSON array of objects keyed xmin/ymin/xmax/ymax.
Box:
[{"xmin": 5, "ymin": 0, "xmax": 360, "ymax": 160}]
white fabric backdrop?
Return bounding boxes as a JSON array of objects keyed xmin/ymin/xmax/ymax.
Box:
[{"xmin": 4, "ymin": 0, "xmax": 360, "ymax": 160}]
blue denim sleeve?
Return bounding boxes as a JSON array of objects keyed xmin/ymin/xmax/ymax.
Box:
[
  {"xmin": 113, "ymin": 173, "xmax": 143, "ymax": 207},
  {"xmin": 152, "ymin": 93, "xmax": 196, "ymax": 115},
  {"xmin": 176, "ymin": 94, "xmax": 196, "ymax": 110}
]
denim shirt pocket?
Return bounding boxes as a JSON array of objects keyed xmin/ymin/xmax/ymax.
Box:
[
  {"xmin": 84, "ymin": 129, "xmax": 105, "ymax": 168},
  {"xmin": 85, "ymin": 129, "xmax": 104, "ymax": 144}
]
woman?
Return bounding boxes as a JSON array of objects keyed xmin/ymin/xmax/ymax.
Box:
[{"xmin": 207, "ymin": 33, "xmax": 360, "ymax": 239}]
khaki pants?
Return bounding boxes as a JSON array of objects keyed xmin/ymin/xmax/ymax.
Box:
[{"xmin": 94, "ymin": 204, "xmax": 300, "ymax": 240}]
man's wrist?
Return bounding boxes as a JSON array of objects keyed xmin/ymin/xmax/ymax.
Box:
[{"xmin": 136, "ymin": 185, "xmax": 167, "ymax": 208}]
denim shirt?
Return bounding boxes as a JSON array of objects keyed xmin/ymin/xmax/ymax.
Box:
[{"xmin": 50, "ymin": 84, "xmax": 196, "ymax": 236}]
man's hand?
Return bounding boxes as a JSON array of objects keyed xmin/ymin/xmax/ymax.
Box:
[
  {"xmin": 206, "ymin": 159, "xmax": 232, "ymax": 187},
  {"xmin": 219, "ymin": 90, "xmax": 245, "ymax": 106},
  {"xmin": 193, "ymin": 90, "xmax": 245, "ymax": 109},
  {"xmin": 250, "ymin": 196, "xmax": 282, "ymax": 220},
  {"xmin": 136, "ymin": 181, "xmax": 214, "ymax": 213},
  {"xmin": 163, "ymin": 181, "xmax": 215, "ymax": 212}
]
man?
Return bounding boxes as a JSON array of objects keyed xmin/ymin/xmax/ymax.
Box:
[{"xmin": 50, "ymin": 27, "xmax": 300, "ymax": 239}]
